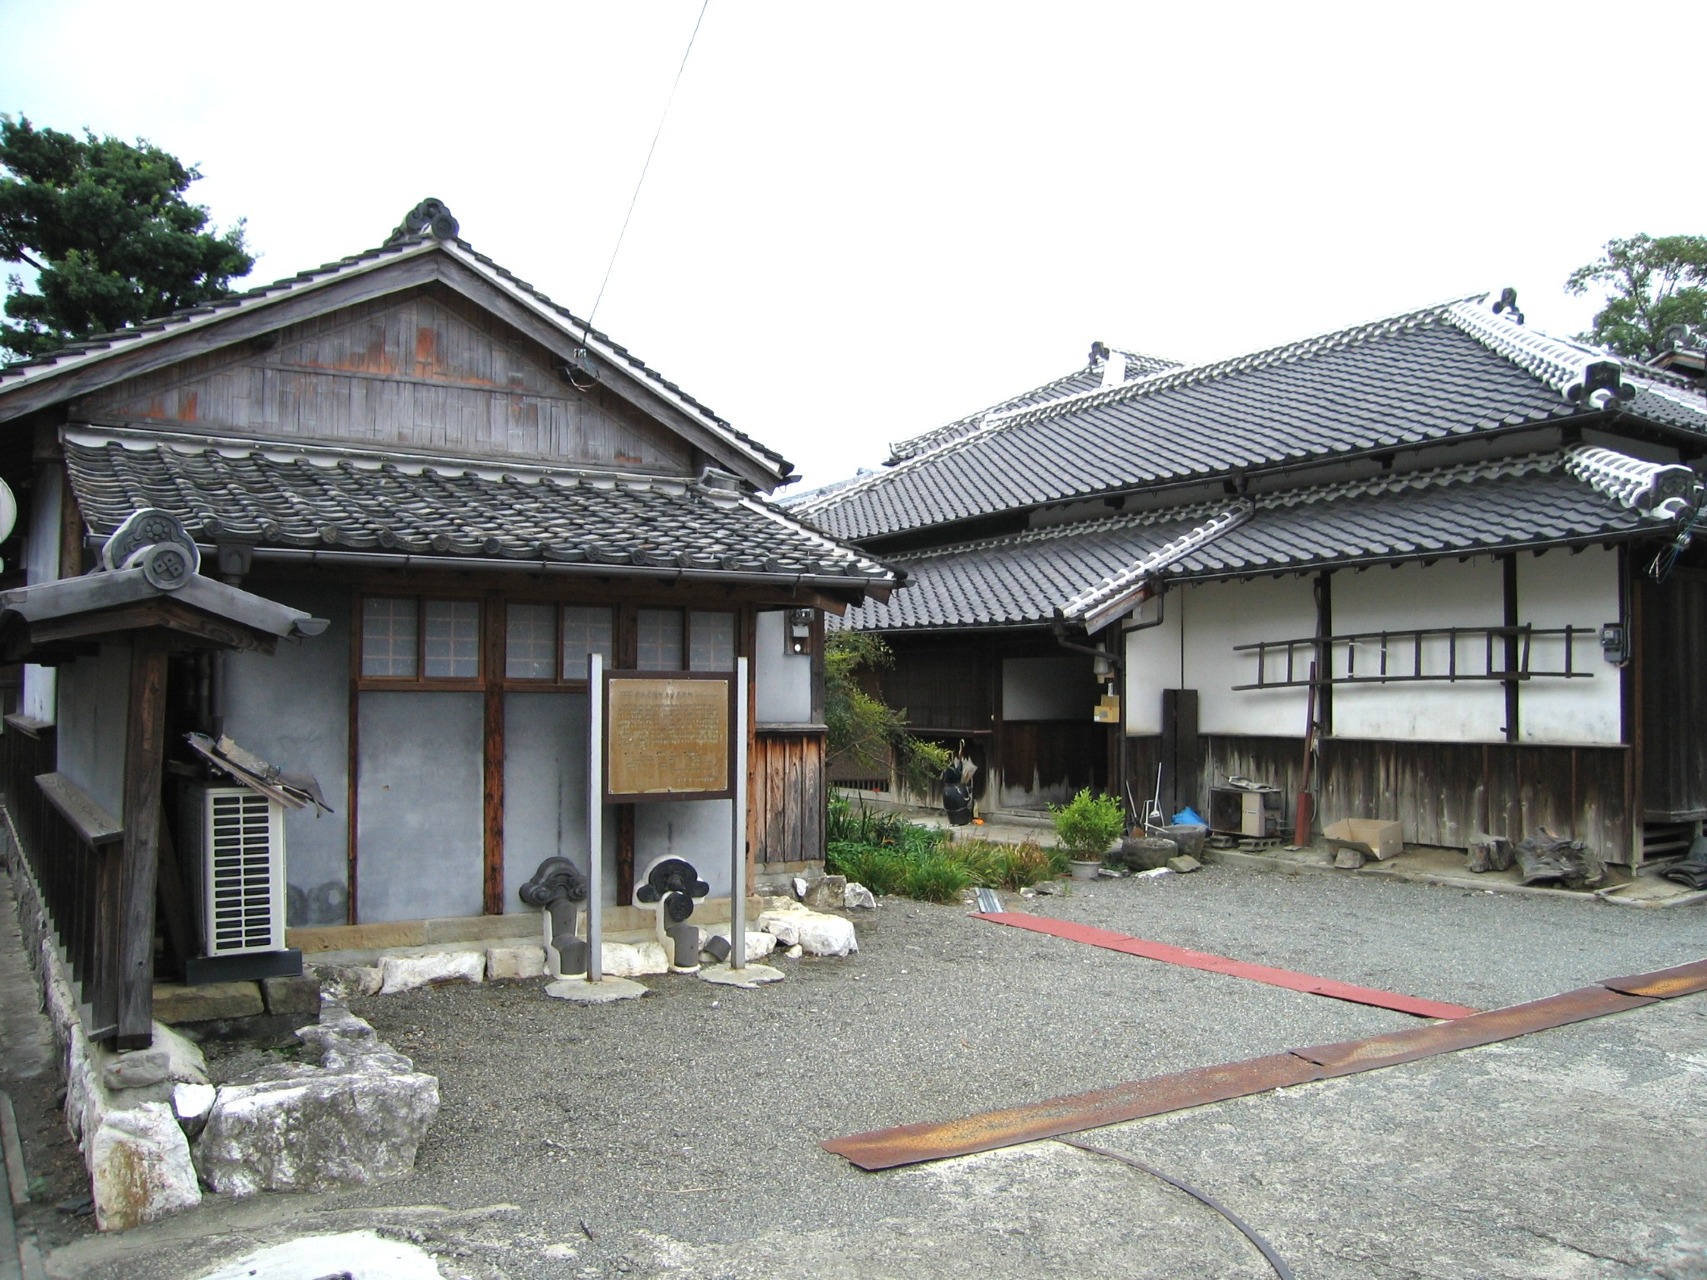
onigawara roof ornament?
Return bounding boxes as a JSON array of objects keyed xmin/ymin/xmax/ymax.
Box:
[{"xmin": 388, "ymin": 197, "xmax": 460, "ymax": 243}]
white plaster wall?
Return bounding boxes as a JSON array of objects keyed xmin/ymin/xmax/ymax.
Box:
[
  {"xmin": 1331, "ymin": 559, "xmax": 1505, "ymax": 741},
  {"xmin": 634, "ymin": 799, "xmax": 735, "ymax": 899},
  {"xmin": 1182, "ymin": 578, "xmax": 1315, "ymax": 736},
  {"xmin": 1123, "ymin": 595, "xmax": 1182, "ymax": 735},
  {"xmin": 1516, "ymin": 546, "xmax": 1622, "ymax": 745},
  {"xmin": 23, "ymin": 470, "xmax": 61, "ymax": 723},
  {"xmin": 1002, "ymin": 655, "xmax": 1092, "ymax": 721},
  {"xmin": 55, "ymin": 643, "xmax": 130, "ymax": 819},
  {"xmin": 225, "ymin": 585, "xmax": 350, "ymax": 926},
  {"xmin": 755, "ymin": 611, "xmax": 812, "ymax": 723}
]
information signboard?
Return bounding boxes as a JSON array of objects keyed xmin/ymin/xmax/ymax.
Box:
[{"xmin": 602, "ymin": 671, "xmax": 735, "ymax": 802}]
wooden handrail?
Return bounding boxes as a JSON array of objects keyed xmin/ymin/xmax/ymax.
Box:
[{"xmin": 34, "ymin": 773, "xmax": 123, "ymax": 847}]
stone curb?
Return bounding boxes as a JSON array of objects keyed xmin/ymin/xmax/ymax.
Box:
[
  {"xmin": 1201, "ymin": 847, "xmax": 1707, "ymax": 909},
  {"xmin": 0, "ymin": 1090, "xmax": 46, "ymax": 1280}
]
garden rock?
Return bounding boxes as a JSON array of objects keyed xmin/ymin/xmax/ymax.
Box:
[
  {"xmin": 702, "ymin": 929, "xmax": 778, "ymax": 963},
  {"xmin": 803, "ymin": 875, "xmax": 848, "ymax": 910},
  {"xmin": 844, "ymin": 882, "xmax": 877, "ymax": 910},
  {"xmin": 379, "ymin": 950, "xmax": 485, "ymax": 994},
  {"xmin": 89, "ymin": 1101, "xmax": 202, "ymax": 1229},
  {"xmin": 193, "ymin": 1005, "xmax": 440, "ymax": 1195},
  {"xmin": 1167, "ymin": 855, "xmax": 1203, "ymax": 874},
  {"xmin": 194, "ymin": 1068, "xmax": 440, "ymax": 1195},
  {"xmin": 172, "ymin": 1083, "xmax": 216, "ymax": 1137},
  {"xmin": 758, "ymin": 905, "xmax": 858, "ymax": 957}
]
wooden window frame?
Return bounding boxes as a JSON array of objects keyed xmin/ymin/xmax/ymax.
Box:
[{"xmin": 354, "ymin": 593, "xmax": 486, "ymax": 691}]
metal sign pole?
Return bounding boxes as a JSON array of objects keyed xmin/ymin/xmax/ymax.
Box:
[
  {"xmin": 731, "ymin": 657, "xmax": 748, "ymax": 971},
  {"xmin": 587, "ymin": 652, "xmax": 604, "ymax": 982}
]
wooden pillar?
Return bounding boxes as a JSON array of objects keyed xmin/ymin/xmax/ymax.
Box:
[
  {"xmin": 482, "ymin": 592, "xmax": 505, "ymax": 916},
  {"xmin": 116, "ymin": 634, "xmax": 168, "ymax": 1049}
]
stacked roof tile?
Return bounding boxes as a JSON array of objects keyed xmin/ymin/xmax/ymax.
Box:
[
  {"xmin": 798, "ymin": 301, "xmax": 1707, "ymax": 545},
  {"xmin": 62, "ymin": 428, "xmax": 890, "ymax": 589},
  {"xmin": 839, "ymin": 451, "xmax": 1675, "ymax": 633}
]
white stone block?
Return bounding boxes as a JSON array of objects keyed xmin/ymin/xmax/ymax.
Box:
[
  {"xmin": 598, "ymin": 940, "xmax": 669, "ymax": 978},
  {"xmin": 173, "ymin": 1082, "xmax": 217, "ymax": 1131},
  {"xmin": 378, "ymin": 950, "xmax": 485, "ymax": 994},
  {"xmin": 89, "ymin": 1102, "xmax": 201, "ymax": 1229},
  {"xmin": 193, "ymin": 1068, "xmax": 440, "ymax": 1196},
  {"xmin": 485, "ymin": 944, "xmax": 548, "ymax": 981},
  {"xmin": 758, "ymin": 906, "xmax": 857, "ymax": 957}
]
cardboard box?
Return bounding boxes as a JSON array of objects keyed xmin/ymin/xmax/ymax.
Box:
[{"xmin": 1323, "ymin": 818, "xmax": 1403, "ymax": 861}]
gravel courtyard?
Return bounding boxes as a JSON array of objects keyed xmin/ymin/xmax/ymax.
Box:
[{"xmin": 28, "ymin": 866, "xmax": 1707, "ymax": 1280}]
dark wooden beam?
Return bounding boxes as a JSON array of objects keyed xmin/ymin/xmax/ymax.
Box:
[
  {"xmin": 482, "ymin": 591, "xmax": 505, "ymax": 916},
  {"xmin": 116, "ymin": 634, "xmax": 168, "ymax": 1048}
]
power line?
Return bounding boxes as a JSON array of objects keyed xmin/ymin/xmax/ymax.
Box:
[{"xmin": 583, "ymin": 0, "xmax": 711, "ymax": 343}]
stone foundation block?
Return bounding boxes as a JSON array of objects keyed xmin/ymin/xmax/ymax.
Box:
[
  {"xmin": 485, "ymin": 944, "xmax": 547, "ymax": 981},
  {"xmin": 153, "ymin": 981, "xmax": 265, "ymax": 1025},
  {"xmin": 378, "ymin": 950, "xmax": 485, "ymax": 994},
  {"xmin": 261, "ymin": 974, "xmax": 322, "ymax": 1018}
]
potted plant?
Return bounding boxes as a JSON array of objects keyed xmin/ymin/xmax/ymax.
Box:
[{"xmin": 1050, "ymin": 788, "xmax": 1127, "ymax": 880}]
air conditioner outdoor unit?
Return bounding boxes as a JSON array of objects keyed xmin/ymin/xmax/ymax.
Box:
[{"xmin": 182, "ymin": 784, "xmax": 287, "ymax": 957}]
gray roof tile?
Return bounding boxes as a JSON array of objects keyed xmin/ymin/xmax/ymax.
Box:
[
  {"xmin": 840, "ymin": 451, "xmax": 1669, "ymax": 632},
  {"xmin": 800, "ymin": 301, "xmax": 1707, "ymax": 544},
  {"xmin": 62, "ymin": 427, "xmax": 893, "ymax": 591}
]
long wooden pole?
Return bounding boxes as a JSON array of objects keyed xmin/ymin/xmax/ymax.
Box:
[{"xmin": 116, "ymin": 634, "xmax": 168, "ymax": 1048}]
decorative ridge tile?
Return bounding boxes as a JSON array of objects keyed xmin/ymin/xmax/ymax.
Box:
[
  {"xmin": 1443, "ymin": 299, "xmax": 1626, "ymax": 406},
  {"xmin": 1058, "ymin": 503, "xmax": 1255, "ymax": 625},
  {"xmin": 1564, "ymin": 444, "xmax": 1701, "ymax": 516}
]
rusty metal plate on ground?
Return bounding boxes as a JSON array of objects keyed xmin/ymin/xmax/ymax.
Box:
[
  {"xmin": 1598, "ymin": 958, "xmax": 1707, "ymax": 1000},
  {"xmin": 1292, "ymin": 985, "xmax": 1655, "ymax": 1077},
  {"xmin": 977, "ymin": 912, "xmax": 1476, "ymax": 1020},
  {"xmin": 822, "ymin": 1053, "xmax": 1321, "ymax": 1171}
]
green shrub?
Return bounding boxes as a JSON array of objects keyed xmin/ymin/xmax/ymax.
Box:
[
  {"xmin": 900, "ymin": 851, "xmax": 974, "ymax": 903},
  {"xmin": 1050, "ymin": 788, "xmax": 1127, "ymax": 861}
]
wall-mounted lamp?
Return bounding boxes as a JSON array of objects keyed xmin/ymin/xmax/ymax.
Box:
[{"xmin": 786, "ymin": 608, "xmax": 814, "ymax": 655}]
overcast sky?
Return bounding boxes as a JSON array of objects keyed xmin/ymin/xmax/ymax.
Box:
[{"xmin": 2, "ymin": 2, "xmax": 1700, "ymax": 489}]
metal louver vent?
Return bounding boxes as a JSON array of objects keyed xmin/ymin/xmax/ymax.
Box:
[{"xmin": 196, "ymin": 787, "xmax": 285, "ymax": 956}]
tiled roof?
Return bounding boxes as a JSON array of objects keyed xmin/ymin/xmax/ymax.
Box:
[
  {"xmin": 883, "ymin": 347, "xmax": 1179, "ymax": 464},
  {"xmin": 801, "ymin": 300, "xmax": 1707, "ymax": 544},
  {"xmin": 61, "ymin": 427, "xmax": 894, "ymax": 592},
  {"xmin": 0, "ymin": 231, "xmax": 793, "ymax": 483},
  {"xmin": 839, "ymin": 450, "xmax": 1679, "ymax": 633}
]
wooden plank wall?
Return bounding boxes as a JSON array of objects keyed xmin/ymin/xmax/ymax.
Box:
[
  {"xmin": 78, "ymin": 286, "xmax": 691, "ymax": 470},
  {"xmin": 1125, "ymin": 734, "xmax": 1635, "ymax": 863},
  {"xmin": 1638, "ymin": 570, "xmax": 1707, "ymax": 820},
  {"xmin": 998, "ymin": 722, "xmax": 1105, "ymax": 805},
  {"xmin": 753, "ymin": 730, "xmax": 825, "ymax": 865}
]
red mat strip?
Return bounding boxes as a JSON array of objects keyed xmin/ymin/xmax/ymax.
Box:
[{"xmin": 975, "ymin": 912, "xmax": 1477, "ymax": 1020}]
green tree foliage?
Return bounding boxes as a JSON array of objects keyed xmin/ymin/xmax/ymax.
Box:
[
  {"xmin": 0, "ymin": 116, "xmax": 254, "ymax": 361},
  {"xmin": 1566, "ymin": 234, "xmax": 1707, "ymax": 360},
  {"xmin": 824, "ymin": 630, "xmax": 949, "ymax": 796}
]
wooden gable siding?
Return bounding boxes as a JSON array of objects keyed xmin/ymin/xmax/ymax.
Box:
[{"xmin": 74, "ymin": 286, "xmax": 693, "ymax": 471}]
